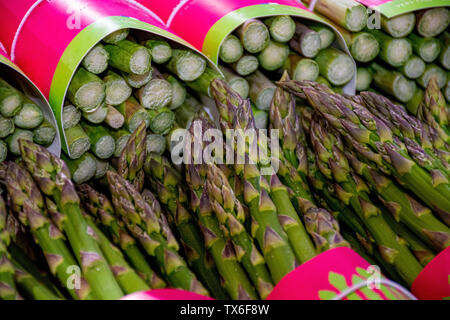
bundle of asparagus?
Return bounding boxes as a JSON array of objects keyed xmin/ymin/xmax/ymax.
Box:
[
  {"xmin": 0, "ymin": 77, "xmax": 56, "ymax": 162},
  {"xmin": 217, "ymin": 15, "xmax": 355, "ymax": 129},
  {"xmin": 306, "ymin": 1, "xmax": 450, "ymax": 104}
]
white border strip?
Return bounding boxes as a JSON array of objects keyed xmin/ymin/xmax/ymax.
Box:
[
  {"xmin": 332, "ymin": 279, "xmax": 417, "ymax": 300},
  {"xmin": 308, "ymin": 0, "xmax": 318, "ymax": 11},
  {"xmin": 0, "ymin": 41, "xmax": 6, "ymax": 54},
  {"xmin": 166, "ymin": 0, "xmax": 189, "ymax": 28},
  {"xmin": 11, "ymin": 0, "xmax": 44, "ymax": 61},
  {"xmin": 126, "ymin": 0, "xmax": 165, "ymax": 25}
]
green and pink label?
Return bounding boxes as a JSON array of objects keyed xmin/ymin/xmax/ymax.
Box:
[{"xmin": 356, "ymin": 0, "xmax": 449, "ymax": 18}]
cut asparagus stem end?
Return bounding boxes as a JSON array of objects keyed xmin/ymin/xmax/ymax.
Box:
[
  {"xmin": 125, "ymin": 70, "xmax": 153, "ymax": 89},
  {"xmin": 103, "ymin": 29, "xmax": 130, "ymax": 44},
  {"xmin": 63, "ymin": 152, "xmax": 97, "ymax": 184},
  {"xmin": 74, "ymin": 82, "xmax": 105, "ymax": 113},
  {"xmin": 233, "ymin": 55, "xmax": 259, "ymax": 76},
  {"xmin": 228, "ymin": 77, "xmax": 249, "ymax": 99},
  {"xmin": 258, "ymin": 41, "xmax": 289, "ymax": 71},
  {"xmin": 381, "ymin": 13, "xmax": 415, "ymax": 38},
  {"xmin": 104, "ymin": 73, "xmax": 132, "ymax": 106},
  {"xmin": 351, "ymin": 33, "xmax": 380, "ymax": 63},
  {"xmin": 266, "ymin": 15, "xmax": 296, "ymax": 43},
  {"xmin": 345, "ymin": 4, "xmax": 368, "ymax": 32},
  {"xmin": 0, "ymin": 89, "xmax": 22, "ymax": 117},
  {"xmin": 146, "ymin": 40, "xmax": 173, "ymax": 64},
  {"xmin": 7, "ymin": 129, "xmax": 33, "ymax": 156},
  {"xmin": 0, "ymin": 140, "xmax": 7, "ymax": 162},
  {"xmin": 113, "ymin": 132, "xmax": 131, "ymax": 158},
  {"xmin": 445, "ymin": 80, "xmax": 450, "ymax": 103},
  {"xmin": 104, "ymin": 106, "xmax": 125, "ymax": 129},
  {"xmin": 316, "ymin": 48, "xmax": 355, "ymax": 86},
  {"xmin": 315, "ymin": 26, "xmax": 335, "ymax": 49},
  {"xmin": 255, "ymin": 87, "xmax": 275, "ymax": 111},
  {"xmin": 65, "ymin": 124, "xmax": 91, "ymax": 159},
  {"xmin": 291, "ymin": 58, "xmax": 319, "ymax": 81},
  {"xmin": 62, "ymin": 105, "xmax": 81, "ymax": 130},
  {"xmin": 0, "ymin": 116, "xmax": 14, "ymax": 138},
  {"xmin": 418, "ymin": 64, "xmax": 447, "ymax": 89},
  {"xmin": 14, "ymin": 101, "xmax": 43, "ymax": 129},
  {"xmin": 146, "ymin": 134, "xmax": 166, "ymax": 155},
  {"xmin": 93, "ymin": 135, "xmax": 115, "ymax": 159},
  {"xmin": 33, "ymin": 120, "xmax": 56, "ymax": 146},
  {"xmin": 169, "ymin": 50, "xmax": 207, "ymax": 81},
  {"xmin": 139, "ymin": 79, "xmax": 173, "ymax": 109},
  {"xmin": 240, "ymin": 20, "xmax": 270, "ymax": 53},
  {"xmin": 94, "ymin": 157, "xmax": 109, "ymax": 179},
  {"xmin": 356, "ymin": 67, "xmax": 372, "ymax": 92},
  {"xmin": 417, "ymin": 8, "xmax": 450, "ymax": 38},
  {"xmin": 128, "ymin": 111, "xmax": 150, "ymax": 133},
  {"xmin": 149, "ymin": 109, "xmax": 175, "ymax": 135},
  {"xmin": 130, "ymin": 48, "xmax": 152, "ymax": 75},
  {"xmin": 83, "ymin": 103, "xmax": 108, "ymax": 124},
  {"xmin": 303, "ymin": 32, "xmax": 321, "ymax": 58},
  {"xmin": 219, "ymin": 35, "xmax": 244, "ymax": 63},
  {"xmin": 406, "ymin": 88, "xmax": 424, "ymax": 115},
  {"xmin": 393, "ymin": 75, "xmax": 417, "ymax": 102},
  {"xmin": 167, "ymin": 76, "xmax": 187, "ymax": 110},
  {"xmin": 385, "ymin": 39, "xmax": 412, "ymax": 67},
  {"xmin": 400, "ymin": 55, "xmax": 425, "ymax": 79},
  {"xmin": 252, "ymin": 106, "xmax": 268, "ymax": 129},
  {"xmin": 419, "ymin": 38, "xmax": 441, "ymax": 63},
  {"xmin": 82, "ymin": 44, "xmax": 109, "ymax": 74}
]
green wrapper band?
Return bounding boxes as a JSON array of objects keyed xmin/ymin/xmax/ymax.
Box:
[
  {"xmin": 14, "ymin": 98, "xmax": 43, "ymax": 129},
  {"xmin": 231, "ymin": 55, "xmax": 259, "ymax": 76},
  {"xmin": 83, "ymin": 103, "xmax": 108, "ymax": 124},
  {"xmin": 315, "ymin": 47, "xmax": 355, "ymax": 86},
  {"xmin": 185, "ymin": 67, "xmax": 222, "ymax": 97},
  {"xmin": 284, "ymin": 54, "xmax": 319, "ymax": 82},
  {"xmin": 110, "ymin": 129, "xmax": 131, "ymax": 157},
  {"xmin": 166, "ymin": 49, "xmax": 206, "ymax": 81},
  {"xmin": 0, "ymin": 115, "xmax": 14, "ymax": 139},
  {"xmin": 7, "ymin": 129, "xmax": 33, "ymax": 156},
  {"xmin": 62, "ymin": 152, "xmax": 97, "ymax": 184},
  {"xmin": 237, "ymin": 19, "xmax": 270, "ymax": 54},
  {"xmin": 0, "ymin": 78, "xmax": 23, "ymax": 117},
  {"xmin": 137, "ymin": 78, "xmax": 173, "ymax": 110},
  {"xmin": 219, "ymin": 35, "xmax": 244, "ymax": 63},
  {"xmin": 82, "ymin": 44, "xmax": 109, "ymax": 74},
  {"xmin": 0, "ymin": 140, "xmax": 7, "ymax": 162},
  {"xmin": 308, "ymin": 23, "xmax": 335, "ymax": 49},
  {"xmin": 264, "ymin": 16, "xmax": 296, "ymax": 43},
  {"xmin": 398, "ymin": 55, "xmax": 425, "ymax": 80},
  {"xmin": 103, "ymin": 29, "xmax": 130, "ymax": 44},
  {"xmin": 166, "ymin": 75, "xmax": 186, "ymax": 110},
  {"xmin": 247, "ymin": 71, "xmax": 276, "ymax": 111},
  {"xmin": 116, "ymin": 97, "xmax": 150, "ymax": 133},
  {"xmin": 146, "ymin": 134, "xmax": 166, "ymax": 155},
  {"xmin": 67, "ymin": 67, "xmax": 105, "ymax": 113},
  {"xmin": 65, "ymin": 124, "xmax": 91, "ymax": 159},
  {"xmin": 409, "ymin": 33, "xmax": 441, "ymax": 63},
  {"xmin": 145, "ymin": 39, "xmax": 173, "ymax": 64},
  {"xmin": 356, "ymin": 67, "xmax": 372, "ymax": 92},
  {"xmin": 381, "ymin": 13, "xmax": 415, "ymax": 38},
  {"xmin": 124, "ymin": 69, "xmax": 153, "ymax": 89},
  {"xmin": 258, "ymin": 41, "xmax": 289, "ymax": 71},
  {"xmin": 104, "ymin": 40, "xmax": 151, "ymax": 75},
  {"xmin": 81, "ymin": 122, "xmax": 116, "ymax": 159},
  {"xmin": 104, "ymin": 71, "xmax": 132, "ymax": 106},
  {"xmin": 62, "ymin": 105, "xmax": 81, "ymax": 130},
  {"xmin": 417, "ymin": 64, "xmax": 447, "ymax": 89},
  {"xmin": 148, "ymin": 108, "xmax": 175, "ymax": 135},
  {"xmin": 350, "ymin": 32, "xmax": 379, "ymax": 63},
  {"xmin": 33, "ymin": 120, "xmax": 56, "ymax": 147},
  {"xmin": 416, "ymin": 8, "xmax": 450, "ymax": 38}
]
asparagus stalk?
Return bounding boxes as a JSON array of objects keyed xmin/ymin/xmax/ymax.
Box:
[
  {"xmin": 230, "ymin": 55, "xmax": 259, "ymax": 76},
  {"xmin": 110, "ymin": 129, "xmax": 131, "ymax": 158},
  {"xmin": 33, "ymin": 120, "xmax": 56, "ymax": 147},
  {"xmin": 368, "ymin": 29, "xmax": 412, "ymax": 67},
  {"xmin": 445, "ymin": 75, "xmax": 450, "ymax": 103},
  {"xmin": 144, "ymin": 39, "xmax": 173, "ymax": 64},
  {"xmin": 104, "ymin": 105, "xmax": 125, "ymax": 129},
  {"xmin": 146, "ymin": 134, "xmax": 166, "ymax": 155},
  {"xmin": 116, "ymin": 97, "xmax": 150, "ymax": 133},
  {"xmin": 246, "ymin": 71, "xmax": 276, "ymax": 111},
  {"xmin": 166, "ymin": 49, "xmax": 206, "ymax": 81},
  {"xmin": 219, "ymin": 35, "xmax": 244, "ymax": 63},
  {"xmin": 14, "ymin": 98, "xmax": 43, "ymax": 129},
  {"xmin": 422, "ymin": 76, "xmax": 449, "ymax": 133},
  {"xmin": 369, "ymin": 62, "xmax": 416, "ymax": 102},
  {"xmin": 220, "ymin": 66, "xmax": 249, "ymax": 99},
  {"xmin": 258, "ymin": 41, "xmax": 289, "ymax": 71},
  {"xmin": 104, "ymin": 40, "xmax": 151, "ymax": 75},
  {"xmin": 61, "ymin": 152, "xmax": 96, "ymax": 185},
  {"xmin": 185, "ymin": 67, "xmax": 222, "ymax": 97},
  {"xmin": 406, "ymin": 87, "xmax": 424, "ymax": 115},
  {"xmin": 19, "ymin": 141, "xmax": 124, "ymax": 299},
  {"xmin": 174, "ymin": 94, "xmax": 203, "ymax": 129},
  {"xmin": 416, "ymin": 8, "xmax": 450, "ymax": 38},
  {"xmin": 137, "ymin": 78, "xmax": 173, "ymax": 110},
  {"xmin": 417, "ymin": 64, "xmax": 447, "ymax": 89},
  {"xmin": 166, "ymin": 75, "xmax": 186, "ymax": 110},
  {"xmin": 308, "ymin": 23, "xmax": 335, "ymax": 49},
  {"xmin": 67, "ymin": 68, "xmax": 105, "ymax": 113},
  {"xmin": 148, "ymin": 108, "xmax": 176, "ymax": 135},
  {"xmin": 398, "ymin": 54, "xmax": 426, "ymax": 79},
  {"xmin": 82, "ymin": 103, "xmax": 108, "ymax": 124},
  {"xmin": 381, "ymin": 13, "xmax": 416, "ymax": 38},
  {"xmin": 252, "ymin": 106, "xmax": 268, "ymax": 130},
  {"xmin": 77, "ymin": 184, "xmax": 166, "ymax": 289},
  {"xmin": 124, "ymin": 69, "xmax": 152, "ymax": 89},
  {"xmin": 81, "ymin": 122, "xmax": 115, "ymax": 160},
  {"xmin": 7, "ymin": 129, "xmax": 33, "ymax": 156},
  {"xmin": 409, "ymin": 33, "xmax": 441, "ymax": 63},
  {"xmin": 290, "ymin": 22, "xmax": 321, "ymax": 58},
  {"xmin": 93, "ymin": 156, "xmax": 109, "ymax": 180},
  {"xmin": 5, "ymin": 162, "xmax": 93, "ymax": 300},
  {"xmin": 284, "ymin": 54, "xmax": 319, "ymax": 82},
  {"xmin": 0, "ymin": 115, "xmax": 14, "ymax": 139},
  {"xmin": 62, "ymin": 105, "xmax": 81, "ymax": 130},
  {"xmin": 107, "ymin": 171, "xmax": 209, "ymax": 295},
  {"xmin": 356, "ymin": 67, "xmax": 372, "ymax": 92},
  {"xmin": 13, "ymin": 262, "xmax": 62, "ymax": 300},
  {"xmin": 236, "ymin": 19, "xmax": 270, "ymax": 54},
  {"xmin": 348, "ymin": 32, "xmax": 380, "ymax": 63},
  {"xmin": 439, "ymin": 32, "xmax": 450, "ymax": 70},
  {"xmin": 0, "ymin": 78, "xmax": 23, "ymax": 117},
  {"xmin": 264, "ymin": 15, "xmax": 296, "ymax": 43},
  {"xmin": 0, "ymin": 140, "xmax": 7, "ymax": 162},
  {"xmin": 64, "ymin": 124, "xmax": 91, "ymax": 160},
  {"xmin": 144, "ymin": 153, "xmax": 224, "ymax": 296},
  {"xmin": 315, "ymin": 47, "xmax": 355, "ymax": 86},
  {"xmin": 306, "ymin": 0, "xmax": 368, "ymax": 32},
  {"xmin": 82, "ymin": 44, "xmax": 109, "ymax": 74},
  {"xmin": 103, "ymin": 29, "xmax": 130, "ymax": 44},
  {"xmin": 103, "ymin": 71, "xmax": 132, "ymax": 106}
]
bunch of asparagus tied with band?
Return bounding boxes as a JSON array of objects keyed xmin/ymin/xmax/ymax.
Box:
[
  {"xmin": 278, "ymin": 78, "xmax": 450, "ymax": 286},
  {"xmin": 0, "ymin": 77, "xmax": 57, "ymax": 162},
  {"xmin": 304, "ymin": 0, "xmax": 450, "ymax": 104},
  {"xmin": 217, "ymin": 14, "xmax": 355, "ymax": 130},
  {"xmin": 63, "ymin": 28, "xmax": 227, "ymax": 185}
]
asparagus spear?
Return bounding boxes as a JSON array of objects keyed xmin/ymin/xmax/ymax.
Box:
[
  {"xmin": 409, "ymin": 33, "xmax": 441, "ymax": 63},
  {"xmin": 290, "ymin": 22, "xmax": 321, "ymax": 58},
  {"xmin": 348, "ymin": 32, "xmax": 380, "ymax": 63},
  {"xmin": 77, "ymin": 184, "xmax": 166, "ymax": 289},
  {"xmin": 231, "ymin": 55, "xmax": 259, "ymax": 76},
  {"xmin": 14, "ymin": 98, "xmax": 43, "ymax": 129},
  {"xmin": 258, "ymin": 41, "xmax": 289, "ymax": 71},
  {"xmin": 137, "ymin": 78, "xmax": 173, "ymax": 110},
  {"xmin": 356, "ymin": 67, "xmax": 372, "ymax": 92},
  {"xmin": 146, "ymin": 134, "xmax": 166, "ymax": 156},
  {"xmin": 264, "ymin": 15, "xmax": 296, "ymax": 43},
  {"xmin": 111, "ymin": 129, "xmax": 131, "ymax": 158},
  {"xmin": 64, "ymin": 124, "xmax": 91, "ymax": 159},
  {"xmin": 7, "ymin": 129, "xmax": 33, "ymax": 156},
  {"xmin": 185, "ymin": 67, "xmax": 222, "ymax": 97},
  {"xmin": 116, "ymin": 97, "xmax": 150, "ymax": 133},
  {"xmin": 421, "ymin": 76, "xmax": 449, "ymax": 135},
  {"xmin": 166, "ymin": 49, "xmax": 206, "ymax": 81},
  {"xmin": 284, "ymin": 54, "xmax": 319, "ymax": 82},
  {"xmin": 103, "ymin": 29, "xmax": 130, "ymax": 44},
  {"xmin": 416, "ymin": 8, "xmax": 450, "ymax": 38},
  {"xmin": 93, "ymin": 156, "xmax": 109, "ymax": 180},
  {"xmin": 5, "ymin": 162, "xmax": 93, "ymax": 300},
  {"xmin": 104, "ymin": 105, "xmax": 125, "ymax": 129},
  {"xmin": 246, "ymin": 71, "xmax": 276, "ymax": 111},
  {"xmin": 144, "ymin": 39, "xmax": 173, "ymax": 64},
  {"xmin": 33, "ymin": 119, "xmax": 56, "ymax": 147},
  {"xmin": 315, "ymin": 47, "xmax": 355, "ymax": 86},
  {"xmin": 398, "ymin": 54, "xmax": 426, "ymax": 79},
  {"xmin": 19, "ymin": 141, "xmax": 124, "ymax": 299},
  {"xmin": 406, "ymin": 87, "xmax": 424, "ymax": 116},
  {"xmin": 103, "ymin": 71, "xmax": 132, "ymax": 106},
  {"xmin": 166, "ymin": 75, "xmax": 186, "ymax": 110},
  {"xmin": 104, "ymin": 40, "xmax": 151, "ymax": 75},
  {"xmin": 237, "ymin": 19, "xmax": 270, "ymax": 54},
  {"xmin": 219, "ymin": 35, "xmax": 244, "ymax": 63},
  {"xmin": 82, "ymin": 103, "xmax": 108, "ymax": 124},
  {"xmin": 220, "ymin": 66, "xmax": 249, "ymax": 99},
  {"xmin": 62, "ymin": 152, "xmax": 96, "ymax": 184},
  {"xmin": 107, "ymin": 171, "xmax": 209, "ymax": 295},
  {"xmin": 148, "ymin": 108, "xmax": 175, "ymax": 135},
  {"xmin": 81, "ymin": 122, "xmax": 115, "ymax": 160},
  {"xmin": 0, "ymin": 78, "xmax": 23, "ymax": 118},
  {"xmin": 308, "ymin": 23, "xmax": 335, "ymax": 49},
  {"xmin": 368, "ymin": 29, "xmax": 412, "ymax": 67},
  {"xmin": 381, "ymin": 13, "xmax": 415, "ymax": 38},
  {"xmin": 0, "ymin": 115, "xmax": 14, "ymax": 139},
  {"xmin": 67, "ymin": 68, "xmax": 105, "ymax": 113},
  {"xmin": 439, "ymin": 32, "xmax": 450, "ymax": 70},
  {"xmin": 252, "ymin": 106, "xmax": 268, "ymax": 130},
  {"xmin": 417, "ymin": 64, "xmax": 447, "ymax": 89},
  {"xmin": 0, "ymin": 140, "xmax": 7, "ymax": 162},
  {"xmin": 62, "ymin": 105, "xmax": 81, "ymax": 130},
  {"xmin": 124, "ymin": 69, "xmax": 152, "ymax": 89},
  {"xmin": 82, "ymin": 44, "xmax": 109, "ymax": 74}
]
